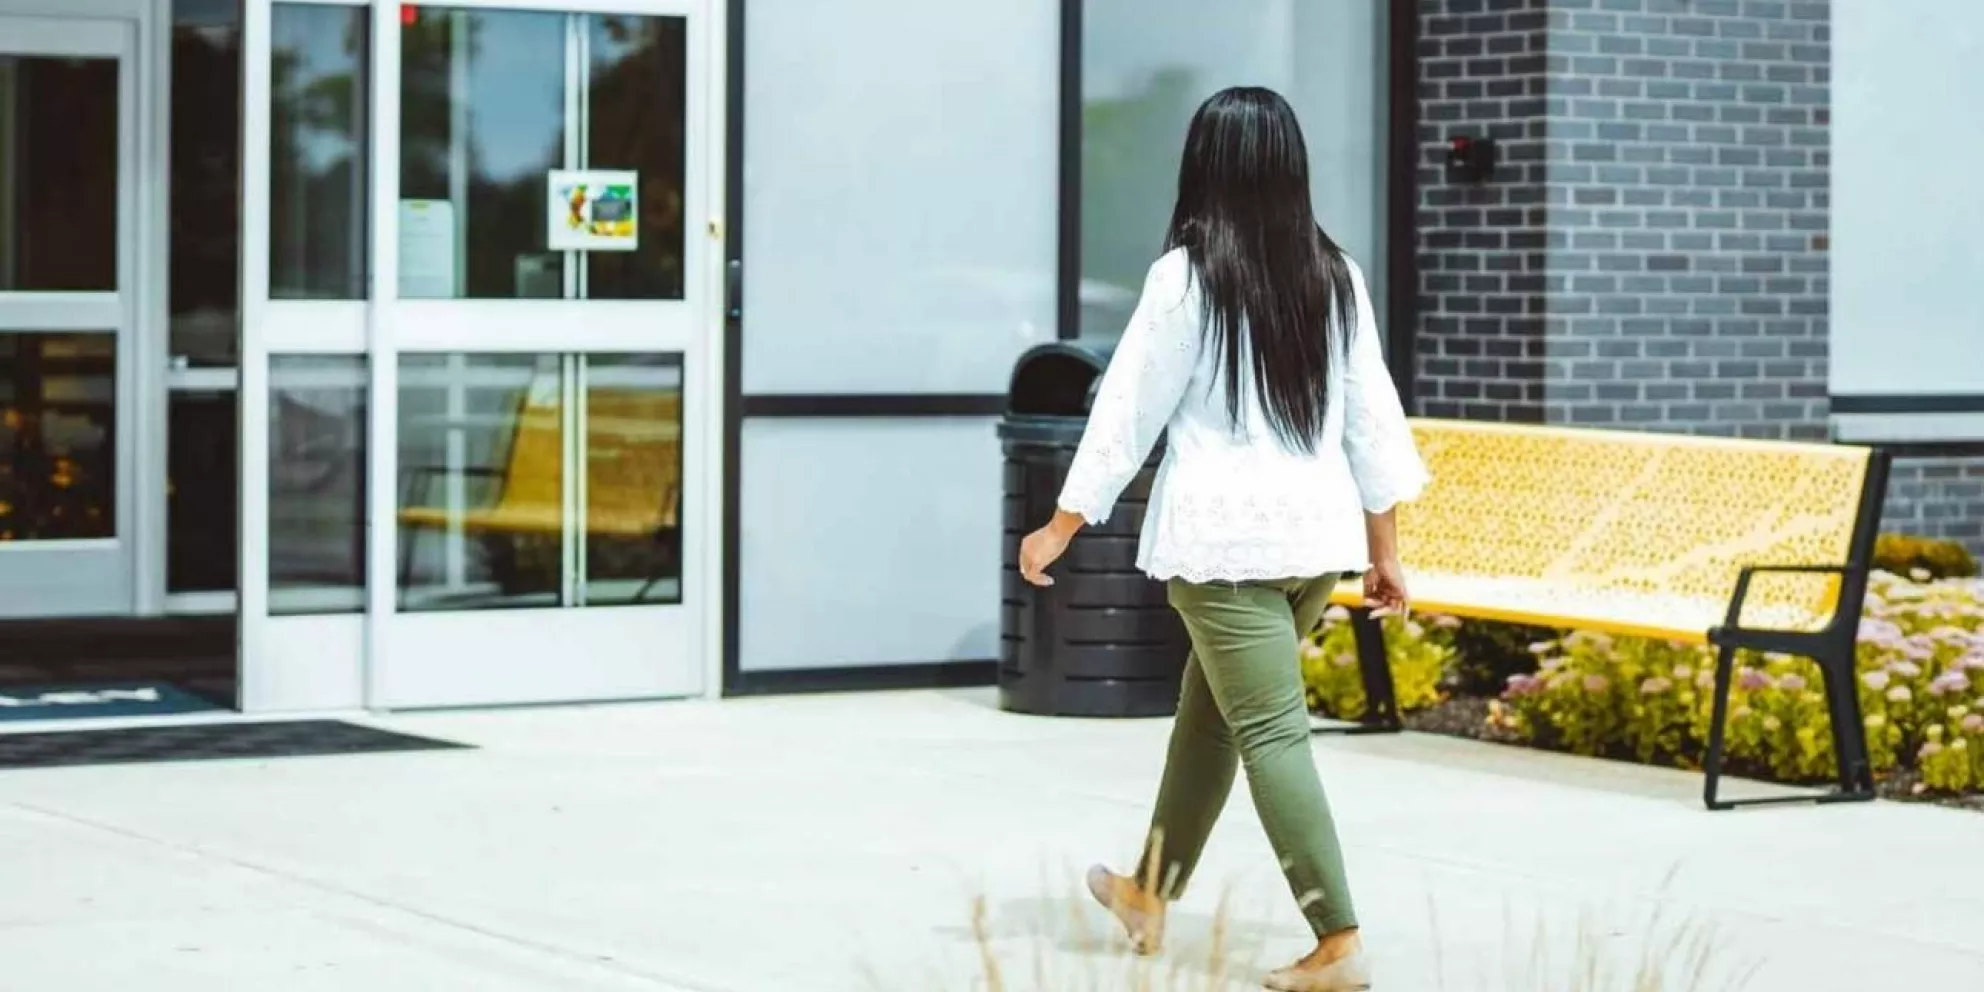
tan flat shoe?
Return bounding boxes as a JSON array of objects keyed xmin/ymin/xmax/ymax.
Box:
[
  {"xmin": 1263, "ymin": 951, "xmax": 1373, "ymax": 991},
  {"xmin": 1084, "ymin": 865, "xmax": 1164, "ymax": 955}
]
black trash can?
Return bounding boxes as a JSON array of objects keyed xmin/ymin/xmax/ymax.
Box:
[{"xmin": 998, "ymin": 341, "xmax": 1189, "ymax": 718}]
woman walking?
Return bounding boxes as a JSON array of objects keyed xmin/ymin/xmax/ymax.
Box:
[{"xmin": 1017, "ymin": 87, "xmax": 1428, "ymax": 991}]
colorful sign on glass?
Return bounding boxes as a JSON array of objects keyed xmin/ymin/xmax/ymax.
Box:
[{"xmin": 546, "ymin": 170, "xmax": 640, "ymax": 252}]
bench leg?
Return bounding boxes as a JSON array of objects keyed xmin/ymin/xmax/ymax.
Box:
[
  {"xmin": 1817, "ymin": 643, "xmax": 1878, "ymax": 800},
  {"xmin": 1703, "ymin": 641, "xmax": 1878, "ymax": 811},
  {"xmin": 1702, "ymin": 642, "xmax": 1740, "ymax": 810},
  {"xmin": 1312, "ymin": 607, "xmax": 1403, "ymax": 736}
]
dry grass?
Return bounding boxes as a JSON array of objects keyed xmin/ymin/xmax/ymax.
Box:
[{"xmin": 910, "ymin": 867, "xmax": 1760, "ymax": 992}]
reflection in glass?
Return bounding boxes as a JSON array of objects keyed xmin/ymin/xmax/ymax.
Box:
[
  {"xmin": 400, "ymin": 7, "xmax": 566, "ymax": 299},
  {"xmin": 167, "ymin": 389, "xmax": 238, "ymax": 592},
  {"xmin": 583, "ymin": 355, "xmax": 682, "ymax": 606},
  {"xmin": 397, "ymin": 354, "xmax": 563, "ymax": 610},
  {"xmin": 271, "ymin": 3, "xmax": 370, "ymax": 299},
  {"xmin": 170, "ymin": 3, "xmax": 243, "ymax": 366},
  {"xmin": 396, "ymin": 353, "xmax": 683, "ymax": 611},
  {"xmin": 0, "ymin": 57, "xmax": 119, "ymax": 292},
  {"xmin": 270, "ymin": 356, "xmax": 367, "ymax": 614},
  {"xmin": 585, "ymin": 15, "xmax": 687, "ymax": 300},
  {"xmin": 398, "ymin": 7, "xmax": 687, "ymax": 300},
  {"xmin": 1079, "ymin": 0, "xmax": 1386, "ymax": 339},
  {"xmin": 0, "ymin": 334, "xmax": 116, "ymax": 541}
]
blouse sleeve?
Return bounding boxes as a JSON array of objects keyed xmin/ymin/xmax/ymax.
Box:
[
  {"xmin": 1342, "ymin": 260, "xmax": 1430, "ymax": 514},
  {"xmin": 1056, "ymin": 252, "xmax": 1200, "ymax": 525}
]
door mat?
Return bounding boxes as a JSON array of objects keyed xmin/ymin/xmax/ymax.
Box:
[
  {"xmin": 0, "ymin": 681, "xmax": 223, "ymax": 722},
  {"xmin": 0, "ymin": 720, "xmax": 471, "ymax": 770}
]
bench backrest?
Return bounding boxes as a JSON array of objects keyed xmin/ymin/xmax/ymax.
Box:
[
  {"xmin": 494, "ymin": 388, "xmax": 680, "ymax": 533},
  {"xmin": 1401, "ymin": 419, "xmax": 1877, "ymax": 627}
]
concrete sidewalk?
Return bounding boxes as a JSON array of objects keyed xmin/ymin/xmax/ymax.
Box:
[{"xmin": 1, "ymin": 689, "xmax": 1979, "ymax": 991}]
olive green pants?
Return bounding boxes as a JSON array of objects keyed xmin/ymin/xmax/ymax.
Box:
[{"xmin": 1138, "ymin": 575, "xmax": 1358, "ymax": 936}]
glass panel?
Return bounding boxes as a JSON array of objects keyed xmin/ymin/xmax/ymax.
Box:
[
  {"xmin": 738, "ymin": 418, "xmax": 1000, "ymax": 671},
  {"xmin": 583, "ymin": 15, "xmax": 687, "ymax": 301},
  {"xmin": 0, "ymin": 333, "xmax": 116, "ymax": 542},
  {"xmin": 740, "ymin": 0, "xmax": 1056, "ymax": 393},
  {"xmin": 270, "ymin": 356, "xmax": 367, "ymax": 614},
  {"xmin": 398, "ymin": 7, "xmax": 687, "ymax": 301},
  {"xmin": 271, "ymin": 3, "xmax": 371, "ymax": 300},
  {"xmin": 396, "ymin": 353, "xmax": 683, "ymax": 612},
  {"xmin": 582, "ymin": 355, "xmax": 681, "ymax": 606},
  {"xmin": 170, "ymin": 1, "xmax": 243, "ymax": 367},
  {"xmin": 397, "ymin": 353, "xmax": 563, "ymax": 610},
  {"xmin": 166, "ymin": 389, "xmax": 237, "ymax": 592},
  {"xmin": 0, "ymin": 57, "xmax": 119, "ymax": 292},
  {"xmin": 1079, "ymin": 0, "xmax": 1386, "ymax": 339},
  {"xmin": 400, "ymin": 7, "xmax": 567, "ymax": 299}
]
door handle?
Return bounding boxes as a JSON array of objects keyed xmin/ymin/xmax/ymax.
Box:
[{"xmin": 725, "ymin": 258, "xmax": 742, "ymax": 321}]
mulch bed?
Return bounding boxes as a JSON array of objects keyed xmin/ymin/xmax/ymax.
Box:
[{"xmin": 1376, "ymin": 694, "xmax": 1984, "ymax": 814}]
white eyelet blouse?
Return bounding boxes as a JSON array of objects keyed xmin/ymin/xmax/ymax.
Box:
[{"xmin": 1056, "ymin": 248, "xmax": 1430, "ymax": 584}]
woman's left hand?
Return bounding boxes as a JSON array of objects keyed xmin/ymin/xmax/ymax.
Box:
[{"xmin": 1363, "ymin": 555, "xmax": 1411, "ymax": 618}]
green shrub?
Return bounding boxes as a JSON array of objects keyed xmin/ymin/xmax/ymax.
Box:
[
  {"xmin": 1487, "ymin": 572, "xmax": 1984, "ymax": 790},
  {"xmin": 1300, "ymin": 609, "xmax": 1454, "ymax": 721},
  {"xmin": 1449, "ymin": 618, "xmax": 1556, "ymax": 696},
  {"xmin": 1874, "ymin": 533, "xmax": 1980, "ymax": 580}
]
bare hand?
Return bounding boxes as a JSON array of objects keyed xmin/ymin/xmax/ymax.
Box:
[
  {"xmin": 1364, "ymin": 556, "xmax": 1410, "ymax": 617},
  {"xmin": 1019, "ymin": 525, "xmax": 1073, "ymax": 587}
]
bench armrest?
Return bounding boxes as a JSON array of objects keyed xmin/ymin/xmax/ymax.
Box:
[
  {"xmin": 399, "ymin": 464, "xmax": 505, "ymax": 507},
  {"xmin": 1714, "ymin": 562, "xmax": 1857, "ymax": 639}
]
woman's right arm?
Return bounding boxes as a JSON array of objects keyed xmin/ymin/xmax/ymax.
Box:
[{"xmin": 1055, "ymin": 252, "xmax": 1200, "ymax": 525}]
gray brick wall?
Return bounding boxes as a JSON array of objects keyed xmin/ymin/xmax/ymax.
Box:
[
  {"xmin": 1539, "ymin": 0, "xmax": 1831, "ymax": 439},
  {"xmin": 1883, "ymin": 449, "xmax": 1984, "ymax": 554},
  {"xmin": 1415, "ymin": 0, "xmax": 1829, "ymax": 437},
  {"xmin": 1415, "ymin": 0, "xmax": 1550, "ymax": 423}
]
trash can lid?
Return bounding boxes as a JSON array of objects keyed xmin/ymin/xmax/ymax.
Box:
[{"xmin": 1008, "ymin": 338, "xmax": 1121, "ymax": 417}]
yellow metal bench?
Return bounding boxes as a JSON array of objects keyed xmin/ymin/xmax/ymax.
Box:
[
  {"xmin": 1325, "ymin": 419, "xmax": 1890, "ymax": 811},
  {"xmin": 398, "ymin": 389, "xmax": 681, "ymax": 603}
]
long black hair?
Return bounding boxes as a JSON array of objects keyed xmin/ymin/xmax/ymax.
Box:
[{"xmin": 1163, "ymin": 86, "xmax": 1356, "ymax": 454}]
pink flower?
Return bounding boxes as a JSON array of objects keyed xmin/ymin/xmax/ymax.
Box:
[
  {"xmin": 1332, "ymin": 652, "xmax": 1357, "ymax": 669},
  {"xmin": 1640, "ymin": 676, "xmax": 1673, "ymax": 695},
  {"xmin": 1858, "ymin": 618, "xmax": 1905, "ymax": 645},
  {"xmin": 1777, "ymin": 673, "xmax": 1808, "ymax": 693},
  {"xmin": 1527, "ymin": 641, "xmax": 1557, "ymax": 656},
  {"xmin": 1888, "ymin": 686, "xmax": 1914, "ymax": 704},
  {"xmin": 1432, "ymin": 615, "xmax": 1462, "ymax": 630},
  {"xmin": 1962, "ymin": 713, "xmax": 1984, "ymax": 734},
  {"xmin": 1862, "ymin": 670, "xmax": 1892, "ymax": 691},
  {"xmin": 1891, "ymin": 660, "xmax": 1924, "ymax": 679},
  {"xmin": 1504, "ymin": 674, "xmax": 1542, "ymax": 698},
  {"xmin": 1920, "ymin": 740, "xmax": 1945, "ymax": 758},
  {"xmin": 1738, "ymin": 668, "xmax": 1771, "ymax": 691},
  {"xmin": 1673, "ymin": 664, "xmax": 1695, "ymax": 680},
  {"xmin": 1929, "ymin": 671, "xmax": 1971, "ymax": 697},
  {"xmin": 1324, "ymin": 606, "xmax": 1350, "ymax": 623},
  {"xmin": 1583, "ymin": 674, "xmax": 1611, "ymax": 693}
]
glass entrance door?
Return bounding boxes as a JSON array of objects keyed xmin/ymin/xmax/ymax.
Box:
[
  {"xmin": 237, "ymin": 0, "xmax": 714, "ymax": 711},
  {"xmin": 0, "ymin": 17, "xmax": 138, "ymax": 619}
]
